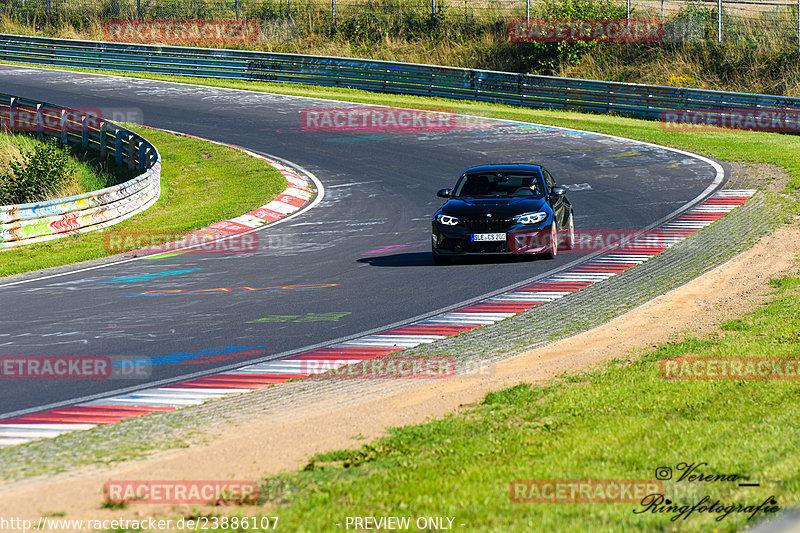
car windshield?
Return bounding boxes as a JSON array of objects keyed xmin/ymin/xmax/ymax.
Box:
[{"xmin": 452, "ymin": 172, "xmax": 544, "ymax": 198}]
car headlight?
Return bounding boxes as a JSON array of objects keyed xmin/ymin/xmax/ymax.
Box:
[
  {"xmin": 436, "ymin": 214, "xmax": 460, "ymax": 226},
  {"xmin": 513, "ymin": 211, "xmax": 549, "ymax": 225}
]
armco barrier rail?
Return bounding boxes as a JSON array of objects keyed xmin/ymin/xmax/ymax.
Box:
[
  {"xmin": 1, "ymin": 33, "xmax": 800, "ymax": 124},
  {"xmin": 0, "ymin": 94, "xmax": 161, "ymax": 250}
]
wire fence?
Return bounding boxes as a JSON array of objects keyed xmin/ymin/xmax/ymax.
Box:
[
  {"xmin": 631, "ymin": 1, "xmax": 800, "ymax": 46},
  {"xmin": 1, "ymin": 0, "xmax": 798, "ymax": 49}
]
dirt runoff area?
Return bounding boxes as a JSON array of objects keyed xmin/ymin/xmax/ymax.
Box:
[{"xmin": 1, "ymin": 223, "xmax": 800, "ymax": 529}]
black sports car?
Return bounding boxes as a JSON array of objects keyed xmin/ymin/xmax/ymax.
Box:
[{"xmin": 431, "ymin": 164, "xmax": 574, "ymax": 265}]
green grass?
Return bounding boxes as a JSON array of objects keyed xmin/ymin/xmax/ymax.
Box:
[
  {"xmin": 0, "ymin": 126, "xmax": 287, "ymax": 277},
  {"xmin": 0, "ymin": 131, "xmax": 133, "ymax": 200},
  {"xmin": 4, "ymin": 2, "xmax": 800, "ymax": 96},
  {"xmin": 3, "ymin": 65, "xmax": 800, "ymax": 532},
  {"xmin": 4, "ymin": 59, "xmax": 800, "ymax": 190},
  {"xmin": 64, "ymin": 141, "xmax": 139, "ymax": 194},
  {"xmin": 177, "ymin": 272, "xmax": 796, "ymax": 533}
]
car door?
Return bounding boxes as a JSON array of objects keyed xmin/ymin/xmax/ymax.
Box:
[{"xmin": 543, "ymin": 169, "xmax": 565, "ymax": 226}]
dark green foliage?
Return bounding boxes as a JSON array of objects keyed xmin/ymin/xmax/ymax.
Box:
[
  {"xmin": 0, "ymin": 138, "xmax": 70, "ymax": 205},
  {"xmin": 506, "ymin": 0, "xmax": 629, "ymax": 72}
]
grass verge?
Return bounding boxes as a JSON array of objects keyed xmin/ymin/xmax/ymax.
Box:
[
  {"xmin": 3, "ymin": 1, "xmax": 800, "ymax": 96},
  {"xmin": 0, "ymin": 126, "xmax": 287, "ymax": 278},
  {"xmin": 240, "ymin": 270, "xmax": 800, "ymax": 533},
  {"xmin": 0, "ymin": 131, "xmax": 134, "ymax": 201},
  {"xmin": 4, "ymin": 60, "xmax": 800, "ymax": 191},
  {"xmin": 1, "ymin": 65, "xmax": 799, "ymax": 532}
]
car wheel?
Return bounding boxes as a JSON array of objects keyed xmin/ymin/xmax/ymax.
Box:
[
  {"xmin": 543, "ymin": 221, "xmax": 558, "ymax": 259},
  {"xmin": 563, "ymin": 210, "xmax": 575, "ymax": 250},
  {"xmin": 432, "ymin": 250, "xmax": 451, "ymax": 266}
]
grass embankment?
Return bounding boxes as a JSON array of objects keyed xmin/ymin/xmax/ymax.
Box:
[
  {"xmin": 0, "ymin": 68, "xmax": 796, "ymax": 531},
  {"xmin": 2, "ymin": 0, "xmax": 800, "ymax": 95},
  {"xmin": 245, "ymin": 273, "xmax": 800, "ymax": 532},
  {"xmin": 0, "ymin": 131, "xmax": 133, "ymax": 202},
  {"xmin": 0, "ymin": 126, "xmax": 287, "ymax": 277},
  {"xmin": 7, "ymin": 64, "xmax": 799, "ymax": 189},
  {"xmin": 561, "ymin": 38, "xmax": 800, "ymax": 96}
]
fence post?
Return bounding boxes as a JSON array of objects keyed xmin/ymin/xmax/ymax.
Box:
[
  {"xmin": 137, "ymin": 0, "xmax": 141, "ymax": 20},
  {"xmin": 661, "ymin": 0, "xmax": 664, "ymax": 19},
  {"xmin": 139, "ymin": 142, "xmax": 147, "ymax": 170},
  {"xmin": 627, "ymin": 0, "xmax": 630, "ymax": 20},
  {"xmin": 60, "ymin": 109, "xmax": 67, "ymax": 144},
  {"xmin": 46, "ymin": 0, "xmax": 51, "ymax": 20},
  {"xmin": 35, "ymin": 104, "xmax": 43, "ymax": 139},
  {"xmin": 797, "ymin": 0, "xmax": 799, "ymax": 53},
  {"xmin": 8, "ymin": 98, "xmax": 15, "ymax": 132},
  {"xmin": 526, "ymin": 0, "xmax": 529, "ymax": 24},
  {"xmin": 115, "ymin": 129, "xmax": 123, "ymax": 166},
  {"xmin": 718, "ymin": 0, "xmax": 723, "ymax": 43},
  {"xmin": 432, "ymin": 0, "xmax": 436, "ymax": 20},
  {"xmin": 127, "ymin": 135, "xmax": 136, "ymax": 169},
  {"xmin": 332, "ymin": 0, "xmax": 336, "ymax": 22},
  {"xmin": 235, "ymin": 0, "xmax": 239, "ymax": 19},
  {"xmin": 81, "ymin": 115, "xmax": 88, "ymax": 148},
  {"xmin": 99, "ymin": 122, "xmax": 107, "ymax": 157}
]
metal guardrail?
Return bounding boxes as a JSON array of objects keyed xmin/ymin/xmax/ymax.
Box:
[
  {"xmin": 0, "ymin": 92, "xmax": 161, "ymax": 250},
  {"xmin": 0, "ymin": 33, "xmax": 799, "ymax": 125},
  {"xmin": 0, "ymin": 31, "xmax": 795, "ymax": 250}
]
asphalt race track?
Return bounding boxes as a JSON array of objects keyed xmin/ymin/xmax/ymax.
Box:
[{"xmin": 0, "ymin": 66, "xmax": 724, "ymax": 416}]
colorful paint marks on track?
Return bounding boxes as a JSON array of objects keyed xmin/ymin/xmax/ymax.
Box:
[
  {"xmin": 0, "ymin": 190, "xmax": 756, "ymax": 447},
  {"xmin": 247, "ymin": 312, "xmax": 351, "ymax": 323},
  {"xmin": 98, "ymin": 269, "xmax": 204, "ymax": 284},
  {"xmin": 121, "ymin": 284, "xmax": 340, "ymax": 297}
]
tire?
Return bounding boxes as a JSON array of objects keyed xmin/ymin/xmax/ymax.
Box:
[
  {"xmin": 542, "ymin": 221, "xmax": 558, "ymax": 259},
  {"xmin": 563, "ymin": 210, "xmax": 575, "ymax": 251},
  {"xmin": 432, "ymin": 250, "xmax": 451, "ymax": 266}
]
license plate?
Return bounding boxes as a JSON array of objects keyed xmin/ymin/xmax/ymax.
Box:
[{"xmin": 471, "ymin": 233, "xmax": 506, "ymax": 242}]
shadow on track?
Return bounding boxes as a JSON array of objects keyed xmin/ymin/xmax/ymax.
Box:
[{"xmin": 356, "ymin": 253, "xmax": 547, "ymax": 267}]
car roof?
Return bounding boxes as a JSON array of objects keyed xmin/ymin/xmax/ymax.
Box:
[{"xmin": 462, "ymin": 164, "xmax": 544, "ymax": 175}]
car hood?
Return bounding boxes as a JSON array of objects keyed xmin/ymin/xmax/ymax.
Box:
[{"xmin": 440, "ymin": 197, "xmax": 548, "ymax": 218}]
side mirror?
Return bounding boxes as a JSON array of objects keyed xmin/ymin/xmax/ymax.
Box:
[
  {"xmin": 437, "ymin": 188, "xmax": 452, "ymax": 198},
  {"xmin": 550, "ymin": 185, "xmax": 566, "ymax": 197}
]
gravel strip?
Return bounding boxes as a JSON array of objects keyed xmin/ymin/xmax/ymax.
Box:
[{"xmin": 0, "ymin": 172, "xmax": 787, "ymax": 483}]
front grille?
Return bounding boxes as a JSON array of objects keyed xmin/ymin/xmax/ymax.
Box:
[
  {"xmin": 463, "ymin": 240, "xmax": 509, "ymax": 253},
  {"xmin": 461, "ymin": 218, "xmax": 512, "ymax": 233}
]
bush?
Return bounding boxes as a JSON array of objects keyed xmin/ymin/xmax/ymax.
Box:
[
  {"xmin": 0, "ymin": 138, "xmax": 71, "ymax": 205},
  {"xmin": 522, "ymin": 0, "xmax": 630, "ymax": 72}
]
